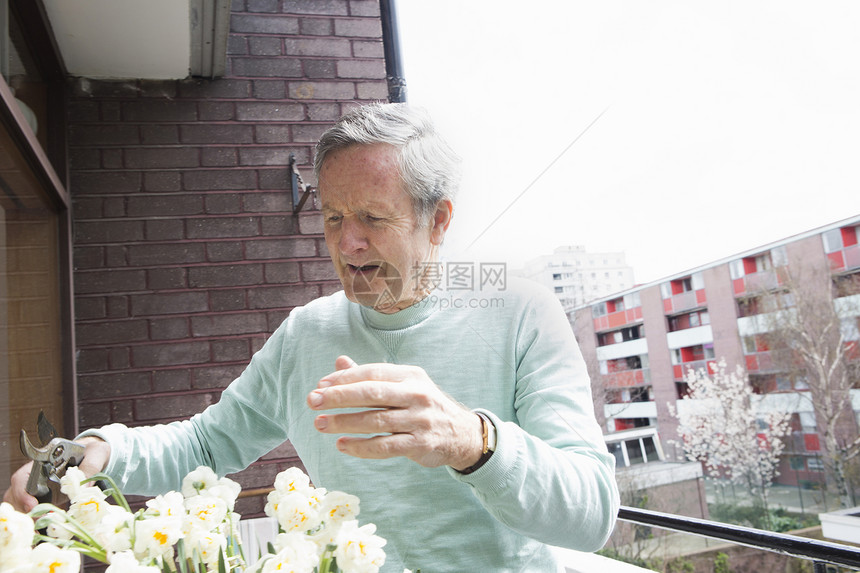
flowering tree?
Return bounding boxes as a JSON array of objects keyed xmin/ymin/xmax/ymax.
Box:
[
  {"xmin": 753, "ymin": 262, "xmax": 860, "ymax": 509},
  {"xmin": 669, "ymin": 360, "xmax": 791, "ymax": 525}
]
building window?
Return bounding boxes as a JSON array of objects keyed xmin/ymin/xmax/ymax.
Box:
[{"xmin": 807, "ymin": 458, "xmax": 824, "ymax": 472}]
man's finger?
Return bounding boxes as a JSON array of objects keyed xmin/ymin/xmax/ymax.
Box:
[
  {"xmin": 318, "ymin": 362, "xmax": 414, "ymax": 389},
  {"xmin": 314, "ymin": 406, "xmax": 410, "ymax": 435},
  {"xmin": 334, "ymin": 433, "xmax": 416, "ymax": 460},
  {"xmin": 334, "ymin": 355, "xmax": 358, "ymax": 370},
  {"xmin": 308, "ymin": 380, "xmax": 415, "ymax": 411}
]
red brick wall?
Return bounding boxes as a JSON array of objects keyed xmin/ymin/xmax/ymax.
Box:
[{"xmin": 67, "ymin": 0, "xmax": 387, "ymax": 514}]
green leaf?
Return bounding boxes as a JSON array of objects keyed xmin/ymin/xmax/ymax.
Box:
[
  {"xmin": 218, "ymin": 549, "xmax": 227, "ymax": 573},
  {"xmin": 176, "ymin": 538, "xmax": 189, "ymax": 573}
]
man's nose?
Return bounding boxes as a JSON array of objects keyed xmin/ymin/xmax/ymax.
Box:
[{"xmin": 338, "ymin": 217, "xmax": 368, "ymax": 254}]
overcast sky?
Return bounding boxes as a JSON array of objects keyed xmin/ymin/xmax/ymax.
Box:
[{"xmin": 395, "ymin": 1, "xmax": 860, "ymax": 284}]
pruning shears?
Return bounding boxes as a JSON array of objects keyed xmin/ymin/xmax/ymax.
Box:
[{"xmin": 19, "ymin": 411, "xmax": 86, "ymax": 504}]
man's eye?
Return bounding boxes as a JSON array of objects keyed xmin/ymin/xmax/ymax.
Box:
[
  {"xmin": 363, "ymin": 215, "xmax": 384, "ymax": 223},
  {"xmin": 324, "ymin": 215, "xmax": 342, "ymax": 224}
]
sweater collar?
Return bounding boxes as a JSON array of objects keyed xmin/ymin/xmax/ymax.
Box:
[{"xmin": 358, "ymin": 291, "xmax": 439, "ymax": 331}]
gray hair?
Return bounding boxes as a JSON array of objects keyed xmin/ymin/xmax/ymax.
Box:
[{"xmin": 314, "ymin": 103, "xmax": 461, "ymax": 225}]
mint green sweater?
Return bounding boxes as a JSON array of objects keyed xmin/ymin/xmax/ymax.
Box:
[{"xmin": 89, "ymin": 279, "xmax": 618, "ymax": 572}]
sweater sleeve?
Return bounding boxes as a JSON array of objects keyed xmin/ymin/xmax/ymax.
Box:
[
  {"xmin": 448, "ymin": 288, "xmax": 619, "ymax": 552},
  {"xmin": 78, "ymin": 321, "xmax": 293, "ymax": 496}
]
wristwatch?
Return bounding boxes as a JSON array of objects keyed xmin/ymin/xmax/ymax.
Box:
[{"xmin": 459, "ymin": 411, "xmax": 496, "ymax": 475}]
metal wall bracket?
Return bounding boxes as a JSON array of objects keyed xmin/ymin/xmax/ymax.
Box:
[{"xmin": 289, "ymin": 153, "xmax": 316, "ymax": 214}]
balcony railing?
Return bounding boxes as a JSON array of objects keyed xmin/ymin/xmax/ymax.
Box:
[{"xmin": 617, "ymin": 505, "xmax": 860, "ymax": 572}]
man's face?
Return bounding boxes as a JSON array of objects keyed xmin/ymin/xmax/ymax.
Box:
[{"xmin": 318, "ymin": 143, "xmax": 450, "ymax": 313}]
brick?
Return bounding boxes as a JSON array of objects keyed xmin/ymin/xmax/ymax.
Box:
[
  {"xmin": 75, "ymin": 296, "xmax": 106, "ymax": 320},
  {"xmin": 127, "ymin": 195, "xmax": 204, "ymax": 218},
  {"xmin": 152, "ymin": 369, "xmax": 192, "ymax": 393},
  {"xmin": 204, "ymin": 194, "xmax": 242, "ymax": 214},
  {"xmin": 247, "ymin": 0, "xmax": 279, "ymax": 12},
  {"xmin": 259, "ymin": 167, "xmax": 300, "ymax": 190},
  {"xmin": 178, "ymin": 79, "xmax": 251, "ymax": 99},
  {"xmin": 356, "ymin": 81, "xmax": 388, "ymax": 100},
  {"xmin": 186, "ymin": 216, "xmax": 260, "ymax": 239},
  {"xmin": 199, "ymin": 102, "xmax": 235, "ymax": 121},
  {"xmin": 106, "ymin": 295, "xmax": 130, "ymax": 317},
  {"xmin": 147, "ymin": 267, "xmax": 188, "ymax": 290},
  {"xmin": 103, "ymin": 197, "xmax": 126, "ymax": 217},
  {"xmin": 72, "ymin": 78, "xmax": 141, "ymax": 98},
  {"xmin": 125, "ymin": 147, "xmax": 200, "ymax": 169},
  {"xmin": 75, "ymin": 220, "xmax": 145, "ymax": 244},
  {"xmin": 300, "ymin": 260, "xmax": 338, "ymax": 281},
  {"xmin": 299, "ymin": 18, "xmax": 333, "ymax": 35},
  {"xmin": 180, "ymin": 124, "xmax": 254, "ymax": 144},
  {"xmin": 283, "ymin": 0, "xmax": 348, "ymax": 16},
  {"xmin": 307, "ymin": 102, "xmax": 341, "ymax": 121},
  {"xmin": 236, "ymin": 102, "xmax": 305, "ymax": 122},
  {"xmin": 101, "ymin": 149, "xmax": 124, "ymax": 169},
  {"xmin": 146, "ymin": 219, "xmax": 185, "ymax": 241},
  {"xmin": 76, "ymin": 348, "xmax": 109, "ymax": 373},
  {"xmin": 248, "ymin": 284, "xmax": 319, "ymax": 309},
  {"xmin": 246, "ymin": 238, "xmax": 316, "ymax": 259},
  {"xmin": 127, "ymin": 242, "xmax": 206, "ymax": 266},
  {"xmin": 109, "ymin": 347, "xmax": 131, "ymax": 369},
  {"xmin": 132, "ymin": 340, "xmax": 212, "ymax": 368},
  {"xmin": 254, "ymin": 124, "xmax": 291, "ymax": 144},
  {"xmin": 122, "ymin": 100, "xmax": 198, "ymax": 122},
  {"xmin": 239, "ymin": 147, "xmax": 292, "ymax": 166},
  {"xmin": 112, "ymin": 400, "xmax": 135, "ymax": 423},
  {"xmin": 351, "ymin": 40, "xmax": 383, "ymax": 58},
  {"xmin": 206, "ymin": 240, "xmax": 244, "ymax": 262},
  {"xmin": 284, "ymin": 37, "xmax": 350, "ymax": 57},
  {"xmin": 74, "ymin": 246, "xmax": 105, "ymax": 269},
  {"xmin": 227, "ymin": 35, "xmax": 248, "ymax": 56},
  {"xmin": 245, "ymin": 191, "xmax": 292, "ymax": 213},
  {"xmin": 67, "ymin": 100, "xmax": 100, "ymax": 122},
  {"xmin": 202, "ymin": 148, "xmax": 239, "ymax": 167},
  {"xmin": 249, "ymin": 36, "xmax": 283, "ymax": 56},
  {"xmin": 291, "ymin": 123, "xmax": 329, "ymax": 143},
  {"xmin": 189, "ymin": 263, "xmax": 264, "ymax": 287},
  {"xmin": 232, "ymin": 57, "xmax": 303, "ymax": 78},
  {"xmin": 265, "ymin": 261, "xmax": 301, "ymax": 283},
  {"xmin": 131, "ymin": 292, "xmax": 209, "ymax": 316},
  {"xmin": 337, "ymin": 59, "xmax": 385, "ymax": 79},
  {"xmin": 298, "ymin": 212, "xmax": 324, "ymax": 235},
  {"xmin": 78, "ymin": 401, "xmax": 111, "ymax": 428},
  {"xmin": 134, "ymin": 391, "xmax": 216, "ymax": 421},
  {"xmin": 303, "ymin": 59, "xmax": 337, "ymax": 79},
  {"xmin": 149, "ymin": 316, "xmax": 190, "ymax": 340},
  {"xmin": 139, "ymin": 80, "xmax": 179, "ymax": 99},
  {"xmin": 72, "ymin": 171, "xmax": 142, "ymax": 195},
  {"xmin": 261, "ymin": 215, "xmax": 299, "ymax": 236},
  {"xmin": 349, "ymin": 0, "xmax": 379, "ymax": 17},
  {"xmin": 210, "ymin": 289, "xmax": 247, "ymax": 311},
  {"xmin": 140, "ymin": 125, "xmax": 180, "ymax": 144},
  {"xmin": 334, "ymin": 18, "xmax": 381, "ymax": 38},
  {"xmin": 144, "ymin": 171, "xmax": 182, "ymax": 192},
  {"xmin": 193, "ymin": 364, "xmax": 246, "ymax": 389},
  {"xmin": 77, "ymin": 319, "xmax": 149, "ymax": 345},
  {"xmin": 191, "ymin": 312, "xmax": 267, "ymax": 337},
  {"xmin": 100, "ymin": 101, "xmax": 121, "ymax": 121},
  {"xmin": 70, "ymin": 124, "xmax": 140, "ymax": 146},
  {"xmin": 288, "ymin": 81, "xmax": 355, "ymax": 100},
  {"xmin": 69, "ymin": 148, "xmax": 101, "ymax": 169},
  {"xmin": 77, "ymin": 371, "xmax": 152, "ymax": 399},
  {"xmin": 253, "ymin": 80, "xmax": 286, "ymax": 99},
  {"xmin": 184, "ymin": 169, "xmax": 256, "ymax": 191},
  {"xmin": 231, "ymin": 14, "xmax": 300, "ymax": 35}
]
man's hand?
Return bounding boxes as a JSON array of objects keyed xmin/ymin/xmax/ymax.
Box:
[
  {"xmin": 3, "ymin": 436, "xmax": 111, "ymax": 513},
  {"xmin": 307, "ymin": 355, "xmax": 484, "ymax": 470}
]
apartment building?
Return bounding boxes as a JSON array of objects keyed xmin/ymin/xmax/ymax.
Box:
[
  {"xmin": 516, "ymin": 245, "xmax": 636, "ymax": 311},
  {"xmin": 571, "ymin": 215, "xmax": 860, "ymax": 489}
]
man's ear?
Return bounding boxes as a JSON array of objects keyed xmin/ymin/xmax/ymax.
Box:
[{"xmin": 430, "ymin": 199, "xmax": 454, "ymax": 245}]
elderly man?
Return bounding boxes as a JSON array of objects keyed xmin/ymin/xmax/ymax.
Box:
[{"xmin": 6, "ymin": 103, "xmax": 618, "ymax": 571}]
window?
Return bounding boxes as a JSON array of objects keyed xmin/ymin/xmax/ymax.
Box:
[
  {"xmin": 807, "ymin": 458, "xmax": 824, "ymax": 472},
  {"xmin": 552, "ymin": 273, "xmax": 561, "ymax": 280},
  {"xmin": 789, "ymin": 457, "xmax": 805, "ymax": 471}
]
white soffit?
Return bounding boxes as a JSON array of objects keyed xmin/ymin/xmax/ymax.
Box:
[{"xmin": 42, "ymin": 0, "xmax": 191, "ymax": 80}]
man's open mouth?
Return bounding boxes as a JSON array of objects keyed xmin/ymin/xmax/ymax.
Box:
[{"xmin": 348, "ymin": 263, "xmax": 382, "ymax": 275}]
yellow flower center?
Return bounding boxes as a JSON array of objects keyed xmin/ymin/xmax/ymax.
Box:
[
  {"xmin": 49, "ymin": 562, "xmax": 63, "ymax": 573},
  {"xmin": 154, "ymin": 530, "xmax": 169, "ymax": 545}
]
